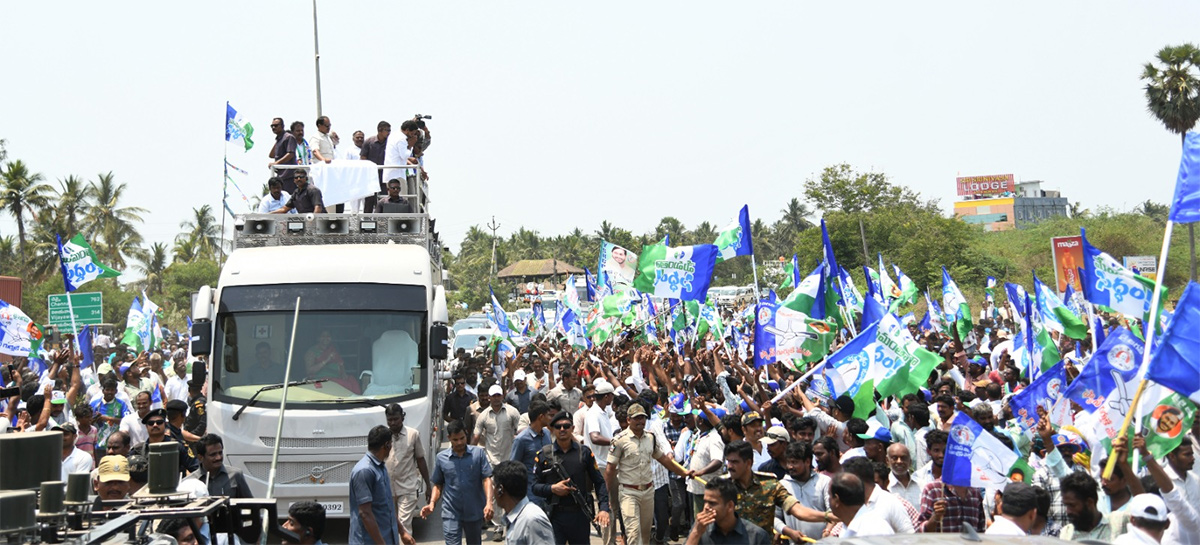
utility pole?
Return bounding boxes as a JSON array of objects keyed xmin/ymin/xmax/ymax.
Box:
[
  {"xmin": 858, "ymin": 217, "xmax": 869, "ymax": 263},
  {"xmin": 487, "ymin": 216, "xmax": 501, "ymax": 279},
  {"xmin": 312, "ymin": 0, "xmax": 323, "ymax": 116}
]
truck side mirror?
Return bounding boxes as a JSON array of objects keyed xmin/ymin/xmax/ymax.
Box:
[
  {"xmin": 430, "ymin": 324, "xmax": 449, "ymax": 360},
  {"xmin": 191, "ymin": 318, "xmax": 213, "ymax": 357}
]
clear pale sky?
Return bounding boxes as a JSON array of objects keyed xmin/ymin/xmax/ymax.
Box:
[{"xmin": 3, "ymin": 2, "xmax": 1198, "ymax": 255}]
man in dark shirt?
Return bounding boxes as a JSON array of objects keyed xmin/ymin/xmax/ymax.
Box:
[
  {"xmin": 360, "ymin": 120, "xmax": 390, "ymax": 212},
  {"xmin": 687, "ymin": 478, "xmax": 771, "ymax": 545},
  {"xmin": 272, "ymin": 169, "xmax": 325, "ymax": 214},
  {"xmin": 533, "ymin": 411, "xmax": 610, "ymax": 545},
  {"xmin": 374, "ymin": 178, "xmax": 410, "ymax": 213},
  {"xmin": 188, "ymin": 434, "xmax": 259, "ymax": 543},
  {"xmin": 442, "ymin": 372, "xmax": 477, "ymax": 443},
  {"xmin": 269, "ymin": 117, "xmax": 299, "ymax": 193}
]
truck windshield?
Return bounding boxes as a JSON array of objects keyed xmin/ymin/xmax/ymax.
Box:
[{"xmin": 213, "ymin": 310, "xmax": 426, "ymax": 405}]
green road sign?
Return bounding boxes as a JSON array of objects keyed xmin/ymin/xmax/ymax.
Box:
[{"xmin": 47, "ymin": 292, "xmax": 104, "ymax": 332}]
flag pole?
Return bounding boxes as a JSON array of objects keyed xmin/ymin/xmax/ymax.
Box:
[
  {"xmin": 750, "ymin": 256, "xmax": 762, "ymax": 303},
  {"xmin": 220, "ymin": 102, "xmax": 229, "ymax": 269},
  {"xmin": 1102, "ymin": 220, "xmax": 1174, "ymax": 479},
  {"xmin": 56, "ymin": 236, "xmax": 81, "ymax": 356}
]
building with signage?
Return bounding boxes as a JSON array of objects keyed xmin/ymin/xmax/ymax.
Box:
[{"xmin": 953, "ymin": 175, "xmax": 1069, "ymax": 231}]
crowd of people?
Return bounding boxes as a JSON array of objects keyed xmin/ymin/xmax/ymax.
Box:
[
  {"xmin": 261, "ymin": 115, "xmax": 431, "ymax": 215},
  {"xmin": 423, "ymin": 304, "xmax": 1197, "ymax": 545}
]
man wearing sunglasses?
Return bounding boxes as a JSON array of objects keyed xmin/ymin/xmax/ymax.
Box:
[
  {"xmin": 269, "ymin": 117, "xmax": 299, "ymax": 192},
  {"xmin": 128, "ymin": 408, "xmax": 199, "ymax": 476},
  {"xmin": 374, "ymin": 178, "xmax": 410, "ymax": 213},
  {"xmin": 533, "ymin": 411, "xmax": 611, "ymax": 545}
]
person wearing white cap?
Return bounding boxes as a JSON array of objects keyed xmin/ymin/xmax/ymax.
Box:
[
  {"xmin": 585, "ymin": 379, "xmax": 618, "ymax": 545},
  {"xmin": 1119, "ymin": 434, "xmax": 1200, "ymax": 545},
  {"xmin": 475, "ymin": 382, "xmax": 520, "ymax": 538},
  {"xmin": 1112, "ymin": 494, "xmax": 1169, "ymax": 544},
  {"xmin": 507, "ymin": 369, "xmax": 534, "ymax": 414}
]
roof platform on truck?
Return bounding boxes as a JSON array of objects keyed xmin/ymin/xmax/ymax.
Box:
[{"xmin": 233, "ymin": 212, "xmax": 444, "ymax": 268}]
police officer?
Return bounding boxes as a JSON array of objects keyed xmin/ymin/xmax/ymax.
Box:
[
  {"xmin": 533, "ymin": 411, "xmax": 611, "ymax": 545},
  {"xmin": 604, "ymin": 403, "xmax": 692, "ymax": 545},
  {"xmin": 721, "ymin": 439, "xmax": 833, "ymax": 540},
  {"xmin": 128, "ymin": 408, "xmax": 200, "ymax": 476}
]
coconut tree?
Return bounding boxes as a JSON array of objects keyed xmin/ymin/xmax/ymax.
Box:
[
  {"xmin": 55, "ymin": 175, "xmax": 89, "ymax": 235},
  {"xmin": 177, "ymin": 205, "xmax": 222, "ymax": 262},
  {"xmin": 0, "ymin": 160, "xmax": 52, "ymax": 256},
  {"xmin": 172, "ymin": 236, "xmax": 200, "ymax": 264},
  {"xmin": 132, "ymin": 242, "xmax": 170, "ymax": 296},
  {"xmin": 1142, "ymin": 43, "xmax": 1200, "ymax": 279},
  {"xmin": 83, "ymin": 172, "xmax": 148, "ymax": 268}
]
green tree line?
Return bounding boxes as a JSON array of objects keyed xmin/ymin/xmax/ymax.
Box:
[
  {"xmin": 447, "ymin": 163, "xmax": 1190, "ymax": 314},
  {"xmin": 0, "ymin": 140, "xmax": 220, "ymax": 327}
]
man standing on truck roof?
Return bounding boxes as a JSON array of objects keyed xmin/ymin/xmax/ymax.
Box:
[{"xmin": 269, "ymin": 117, "xmax": 299, "ymax": 193}]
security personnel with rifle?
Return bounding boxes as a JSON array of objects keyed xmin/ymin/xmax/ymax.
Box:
[{"xmin": 533, "ymin": 410, "xmax": 611, "ymax": 545}]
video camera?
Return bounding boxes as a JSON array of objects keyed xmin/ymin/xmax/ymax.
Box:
[{"xmin": 413, "ymin": 113, "xmax": 432, "ymax": 129}]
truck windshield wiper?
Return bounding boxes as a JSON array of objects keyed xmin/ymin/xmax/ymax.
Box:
[
  {"xmin": 232, "ymin": 379, "xmax": 328, "ymax": 421},
  {"xmin": 316, "ymin": 397, "xmax": 387, "ymax": 408}
]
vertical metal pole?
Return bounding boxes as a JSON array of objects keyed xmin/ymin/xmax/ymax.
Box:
[
  {"xmin": 750, "ymin": 257, "xmax": 762, "ymax": 303},
  {"xmin": 312, "ymin": 0, "xmax": 323, "ymax": 117},
  {"xmin": 266, "ymin": 297, "xmax": 302, "ymax": 499},
  {"xmin": 858, "ymin": 217, "xmax": 869, "ymax": 262},
  {"xmin": 220, "ymin": 105, "xmax": 229, "ymax": 268}
]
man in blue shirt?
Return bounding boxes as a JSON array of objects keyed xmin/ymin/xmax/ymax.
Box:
[
  {"xmin": 349, "ymin": 425, "xmax": 415, "ymax": 545},
  {"xmin": 422, "ymin": 420, "xmax": 495, "ymax": 545},
  {"xmin": 509, "ymin": 400, "xmax": 553, "ymax": 508}
]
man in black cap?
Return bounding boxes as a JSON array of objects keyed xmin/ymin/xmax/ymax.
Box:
[
  {"xmin": 986, "ymin": 482, "xmax": 1039, "ymax": 536},
  {"xmin": 185, "ymin": 374, "xmax": 207, "ymax": 439},
  {"xmin": 533, "ymin": 410, "xmax": 611, "ymax": 545},
  {"xmin": 165, "ymin": 399, "xmax": 199, "ymax": 443},
  {"xmin": 129, "ymin": 408, "xmax": 200, "ymax": 476}
]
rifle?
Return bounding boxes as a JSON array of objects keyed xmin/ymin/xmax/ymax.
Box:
[{"xmin": 544, "ymin": 447, "xmax": 602, "ymax": 535}]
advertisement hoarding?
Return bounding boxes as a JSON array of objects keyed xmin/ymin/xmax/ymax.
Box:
[
  {"xmin": 1050, "ymin": 236, "xmax": 1084, "ymax": 294},
  {"xmin": 956, "ymin": 174, "xmax": 1015, "ymax": 197},
  {"xmin": 1122, "ymin": 255, "xmax": 1158, "ymax": 280}
]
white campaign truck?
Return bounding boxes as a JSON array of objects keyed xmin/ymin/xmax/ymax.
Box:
[{"xmin": 189, "ymin": 209, "xmax": 449, "ymax": 518}]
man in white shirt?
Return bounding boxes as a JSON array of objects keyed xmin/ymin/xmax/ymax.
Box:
[
  {"xmin": 55, "ymin": 423, "xmax": 95, "ymax": 480},
  {"xmin": 776, "ymin": 441, "xmax": 831, "ymax": 542},
  {"xmin": 986, "ymin": 482, "xmax": 1038, "ymax": 536},
  {"xmin": 831, "ymin": 473, "xmax": 895, "ymax": 537},
  {"xmin": 842, "ymin": 457, "xmax": 915, "ymax": 534},
  {"xmin": 584, "ymin": 380, "xmax": 617, "ymax": 545},
  {"xmin": 886, "ymin": 443, "xmax": 925, "ymax": 509},
  {"xmin": 257, "ymin": 178, "xmax": 291, "ymax": 214},
  {"xmin": 166, "ymin": 359, "xmax": 189, "ymax": 402},
  {"xmin": 310, "ymin": 116, "xmax": 335, "ymax": 163},
  {"xmin": 1164, "ymin": 437, "xmax": 1199, "ymax": 508},
  {"xmin": 118, "ymin": 391, "xmax": 152, "ymax": 446}
]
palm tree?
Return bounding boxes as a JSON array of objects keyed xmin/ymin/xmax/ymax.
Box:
[
  {"xmin": 780, "ymin": 198, "xmax": 815, "ymax": 232},
  {"xmin": 172, "ymin": 236, "xmax": 199, "ymax": 263},
  {"xmin": 690, "ymin": 221, "xmax": 718, "ymax": 245},
  {"xmin": 1136, "ymin": 200, "xmax": 1171, "ymax": 224},
  {"xmin": 0, "ymin": 160, "xmax": 52, "ymax": 256},
  {"xmin": 56, "ymin": 175, "xmax": 89, "ymax": 235},
  {"xmin": 83, "ymin": 172, "xmax": 148, "ymax": 268},
  {"xmin": 177, "ymin": 205, "xmax": 222, "ymax": 262},
  {"xmin": 133, "ymin": 242, "xmax": 170, "ymax": 296},
  {"xmin": 1142, "ymin": 43, "xmax": 1200, "ymax": 280}
]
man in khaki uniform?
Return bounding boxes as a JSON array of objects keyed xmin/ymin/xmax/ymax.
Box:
[
  {"xmin": 384, "ymin": 404, "xmax": 431, "ymax": 537},
  {"xmin": 475, "ymin": 383, "xmax": 520, "ymax": 537},
  {"xmin": 605, "ymin": 403, "xmax": 693, "ymax": 545}
]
